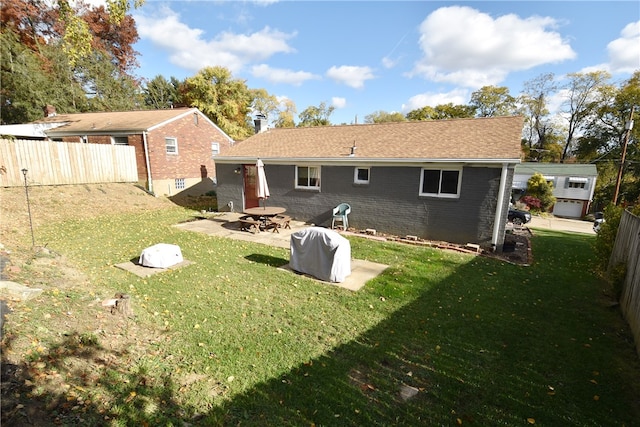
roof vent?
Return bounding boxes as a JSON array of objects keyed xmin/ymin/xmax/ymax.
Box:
[{"xmin": 350, "ymin": 143, "xmax": 357, "ymax": 157}]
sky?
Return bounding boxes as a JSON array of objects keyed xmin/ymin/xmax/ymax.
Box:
[{"xmin": 124, "ymin": 0, "xmax": 640, "ymax": 125}]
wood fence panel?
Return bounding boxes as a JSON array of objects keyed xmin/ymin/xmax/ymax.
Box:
[
  {"xmin": 0, "ymin": 139, "xmax": 137, "ymax": 187},
  {"xmin": 609, "ymin": 210, "xmax": 640, "ymax": 357}
]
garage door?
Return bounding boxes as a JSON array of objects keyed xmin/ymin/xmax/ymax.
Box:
[{"xmin": 553, "ymin": 200, "xmax": 583, "ymax": 218}]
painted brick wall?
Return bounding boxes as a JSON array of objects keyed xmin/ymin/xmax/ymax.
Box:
[{"xmin": 217, "ymin": 163, "xmax": 508, "ymax": 246}]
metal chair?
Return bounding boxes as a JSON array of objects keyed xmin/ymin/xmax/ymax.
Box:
[{"xmin": 331, "ymin": 203, "xmax": 351, "ymax": 231}]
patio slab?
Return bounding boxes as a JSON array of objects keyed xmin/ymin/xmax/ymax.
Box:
[{"xmin": 175, "ymin": 213, "xmax": 389, "ymax": 291}]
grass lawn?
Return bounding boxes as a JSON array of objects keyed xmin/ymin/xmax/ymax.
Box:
[{"xmin": 3, "ymin": 206, "xmax": 640, "ymax": 426}]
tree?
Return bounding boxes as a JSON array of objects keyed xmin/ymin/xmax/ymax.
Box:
[
  {"xmin": 250, "ymin": 88, "xmax": 280, "ymax": 125},
  {"xmin": 143, "ymin": 75, "xmax": 181, "ymax": 109},
  {"xmin": 274, "ymin": 98, "xmax": 297, "ymax": 128},
  {"xmin": 519, "ymin": 73, "xmax": 558, "ymax": 159},
  {"xmin": 470, "ymin": 85, "xmax": 517, "ymax": 117},
  {"xmin": 526, "ymin": 173, "xmax": 556, "ymax": 212},
  {"xmin": 181, "ymin": 66, "xmax": 254, "ymax": 140},
  {"xmin": 364, "ymin": 110, "xmax": 406, "ymax": 123},
  {"xmin": 558, "ymin": 71, "xmax": 612, "ymax": 162},
  {"xmin": 406, "ymin": 103, "xmax": 475, "ymax": 121},
  {"xmin": 298, "ymin": 102, "xmax": 334, "ymax": 127}
]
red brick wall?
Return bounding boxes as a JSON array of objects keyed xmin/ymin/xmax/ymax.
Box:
[{"xmin": 146, "ymin": 113, "xmax": 231, "ymax": 181}]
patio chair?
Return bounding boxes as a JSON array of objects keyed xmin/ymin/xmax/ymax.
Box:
[{"xmin": 331, "ymin": 203, "xmax": 351, "ymax": 231}]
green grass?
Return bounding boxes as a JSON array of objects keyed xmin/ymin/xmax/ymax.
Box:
[{"xmin": 5, "ymin": 207, "xmax": 640, "ymax": 426}]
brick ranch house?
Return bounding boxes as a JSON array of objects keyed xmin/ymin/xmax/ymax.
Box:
[
  {"xmin": 31, "ymin": 107, "xmax": 234, "ymax": 196},
  {"xmin": 216, "ymin": 116, "xmax": 525, "ymax": 250}
]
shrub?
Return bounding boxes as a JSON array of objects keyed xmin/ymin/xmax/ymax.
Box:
[
  {"xmin": 520, "ymin": 195, "xmax": 541, "ymax": 211},
  {"xmin": 526, "ymin": 173, "xmax": 556, "ymax": 212}
]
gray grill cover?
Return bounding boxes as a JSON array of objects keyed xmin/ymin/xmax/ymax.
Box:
[{"xmin": 289, "ymin": 227, "xmax": 351, "ymax": 282}]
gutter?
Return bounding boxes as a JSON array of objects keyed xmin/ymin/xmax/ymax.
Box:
[
  {"xmin": 142, "ymin": 131, "xmax": 154, "ymax": 195},
  {"xmin": 491, "ymin": 163, "xmax": 510, "ymax": 251}
]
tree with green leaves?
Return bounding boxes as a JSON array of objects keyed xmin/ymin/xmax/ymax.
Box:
[
  {"xmin": 470, "ymin": 85, "xmax": 517, "ymax": 117},
  {"xmin": 181, "ymin": 66, "xmax": 254, "ymax": 140},
  {"xmin": 143, "ymin": 75, "xmax": 181, "ymax": 109},
  {"xmin": 298, "ymin": 102, "xmax": 334, "ymax": 127},
  {"xmin": 406, "ymin": 103, "xmax": 475, "ymax": 121},
  {"xmin": 526, "ymin": 173, "xmax": 556, "ymax": 212},
  {"xmin": 364, "ymin": 110, "xmax": 406, "ymax": 123}
]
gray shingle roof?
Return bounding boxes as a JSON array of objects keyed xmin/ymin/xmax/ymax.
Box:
[{"xmin": 220, "ymin": 116, "xmax": 524, "ymax": 162}]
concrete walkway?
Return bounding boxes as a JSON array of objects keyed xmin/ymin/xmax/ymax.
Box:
[
  {"xmin": 528, "ymin": 215, "xmax": 596, "ymax": 235},
  {"xmin": 174, "ymin": 212, "xmax": 388, "ymax": 291}
]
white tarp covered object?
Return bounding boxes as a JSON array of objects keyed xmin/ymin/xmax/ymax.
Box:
[
  {"xmin": 289, "ymin": 227, "xmax": 351, "ymax": 282},
  {"xmin": 139, "ymin": 243, "xmax": 183, "ymax": 268}
]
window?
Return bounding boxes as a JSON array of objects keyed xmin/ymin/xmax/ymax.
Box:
[
  {"xmin": 112, "ymin": 136, "xmax": 128, "ymax": 146},
  {"xmin": 296, "ymin": 165, "xmax": 320, "ymax": 189},
  {"xmin": 165, "ymin": 137, "xmax": 178, "ymax": 154},
  {"xmin": 175, "ymin": 178, "xmax": 185, "ymax": 190},
  {"xmin": 211, "ymin": 142, "xmax": 220, "ymax": 157},
  {"xmin": 419, "ymin": 168, "xmax": 461, "ymax": 198},
  {"xmin": 354, "ymin": 167, "xmax": 370, "ymax": 184},
  {"xmin": 568, "ymin": 177, "xmax": 588, "ymax": 189}
]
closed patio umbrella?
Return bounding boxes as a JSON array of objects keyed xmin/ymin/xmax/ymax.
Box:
[{"xmin": 256, "ymin": 159, "xmax": 270, "ymax": 208}]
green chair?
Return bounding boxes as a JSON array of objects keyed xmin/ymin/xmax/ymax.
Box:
[{"xmin": 331, "ymin": 203, "xmax": 351, "ymax": 231}]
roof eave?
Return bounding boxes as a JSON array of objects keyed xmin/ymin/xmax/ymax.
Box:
[{"xmin": 215, "ymin": 156, "xmax": 522, "ymax": 165}]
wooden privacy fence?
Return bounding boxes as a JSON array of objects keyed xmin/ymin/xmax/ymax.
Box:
[
  {"xmin": 608, "ymin": 209, "xmax": 640, "ymax": 357},
  {"xmin": 0, "ymin": 139, "xmax": 138, "ymax": 187}
]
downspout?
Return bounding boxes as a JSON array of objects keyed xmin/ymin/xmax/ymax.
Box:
[
  {"xmin": 142, "ymin": 131, "xmax": 154, "ymax": 195},
  {"xmin": 491, "ymin": 163, "xmax": 509, "ymax": 251}
]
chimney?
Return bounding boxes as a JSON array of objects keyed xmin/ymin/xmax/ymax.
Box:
[
  {"xmin": 254, "ymin": 114, "xmax": 267, "ymax": 134},
  {"xmin": 43, "ymin": 105, "xmax": 56, "ymax": 118}
]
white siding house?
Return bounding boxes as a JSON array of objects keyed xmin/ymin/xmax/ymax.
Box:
[{"xmin": 513, "ymin": 163, "xmax": 598, "ymax": 219}]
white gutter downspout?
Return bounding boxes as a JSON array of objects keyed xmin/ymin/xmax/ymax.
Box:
[
  {"xmin": 491, "ymin": 163, "xmax": 509, "ymax": 251},
  {"xmin": 142, "ymin": 131, "xmax": 154, "ymax": 195}
]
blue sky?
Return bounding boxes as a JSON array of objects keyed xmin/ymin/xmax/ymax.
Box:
[{"xmin": 128, "ymin": 1, "xmax": 640, "ymax": 125}]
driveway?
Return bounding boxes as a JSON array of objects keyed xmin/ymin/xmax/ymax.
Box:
[{"xmin": 528, "ymin": 215, "xmax": 595, "ymax": 235}]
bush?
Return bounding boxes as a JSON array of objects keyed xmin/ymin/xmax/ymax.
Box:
[
  {"xmin": 526, "ymin": 173, "xmax": 556, "ymax": 212},
  {"xmin": 520, "ymin": 195, "xmax": 541, "ymax": 211}
]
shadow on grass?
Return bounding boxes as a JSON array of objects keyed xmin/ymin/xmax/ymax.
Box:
[
  {"xmin": 245, "ymin": 253, "xmax": 289, "ymax": 267},
  {"xmin": 2, "ymin": 231, "xmax": 640, "ymax": 426}
]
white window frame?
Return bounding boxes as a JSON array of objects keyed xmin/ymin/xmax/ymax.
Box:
[
  {"xmin": 165, "ymin": 137, "xmax": 178, "ymax": 154},
  {"xmin": 295, "ymin": 165, "xmax": 321, "ymax": 190},
  {"xmin": 419, "ymin": 167, "xmax": 462, "ymax": 198},
  {"xmin": 111, "ymin": 136, "xmax": 128, "ymax": 146},
  {"xmin": 211, "ymin": 142, "xmax": 220, "ymax": 157},
  {"xmin": 175, "ymin": 178, "xmax": 185, "ymax": 190},
  {"xmin": 354, "ymin": 167, "xmax": 370, "ymax": 184}
]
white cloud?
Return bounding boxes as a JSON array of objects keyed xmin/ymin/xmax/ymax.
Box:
[
  {"xmin": 251, "ymin": 64, "xmax": 320, "ymax": 86},
  {"xmin": 332, "ymin": 97, "xmax": 347, "ymax": 109},
  {"xmin": 401, "ymin": 88, "xmax": 470, "ymax": 113},
  {"xmin": 607, "ymin": 21, "xmax": 640, "ymax": 74},
  {"xmin": 326, "ymin": 66, "xmax": 375, "ymax": 89},
  {"xmin": 410, "ymin": 6, "xmax": 576, "ymax": 88},
  {"xmin": 134, "ymin": 7, "xmax": 296, "ymax": 74}
]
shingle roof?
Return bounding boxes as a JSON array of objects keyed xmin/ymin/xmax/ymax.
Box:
[
  {"xmin": 219, "ymin": 116, "xmax": 524, "ymax": 162},
  {"xmin": 515, "ymin": 162, "xmax": 597, "ymax": 176},
  {"xmin": 31, "ymin": 108, "xmax": 198, "ymax": 133}
]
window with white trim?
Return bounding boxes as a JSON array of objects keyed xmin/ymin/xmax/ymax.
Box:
[
  {"xmin": 175, "ymin": 178, "xmax": 185, "ymax": 190},
  {"xmin": 211, "ymin": 142, "xmax": 220, "ymax": 157},
  {"xmin": 419, "ymin": 168, "xmax": 461, "ymax": 198},
  {"xmin": 112, "ymin": 136, "xmax": 128, "ymax": 146},
  {"xmin": 296, "ymin": 165, "xmax": 320, "ymax": 189},
  {"xmin": 354, "ymin": 167, "xmax": 370, "ymax": 184},
  {"xmin": 165, "ymin": 137, "xmax": 178, "ymax": 154}
]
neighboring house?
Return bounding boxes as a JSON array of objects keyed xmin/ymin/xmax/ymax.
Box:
[
  {"xmin": 512, "ymin": 163, "xmax": 598, "ymax": 218},
  {"xmin": 215, "ymin": 116, "xmax": 524, "ymax": 250},
  {"xmin": 28, "ymin": 107, "xmax": 234, "ymax": 196}
]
